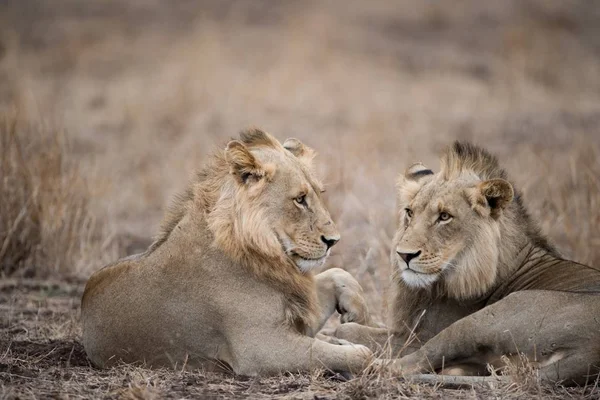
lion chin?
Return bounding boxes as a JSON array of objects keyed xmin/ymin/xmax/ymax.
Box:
[
  {"xmin": 400, "ymin": 268, "xmax": 439, "ymax": 288},
  {"xmin": 292, "ymin": 251, "xmax": 330, "ymax": 273}
]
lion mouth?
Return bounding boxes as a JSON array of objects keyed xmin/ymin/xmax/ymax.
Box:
[
  {"xmin": 398, "ymin": 260, "xmax": 438, "ymax": 276},
  {"xmin": 395, "ymin": 254, "xmax": 440, "ymax": 276},
  {"xmin": 405, "ymin": 267, "xmax": 436, "ymax": 275},
  {"xmin": 291, "ymin": 251, "xmax": 329, "ymax": 262}
]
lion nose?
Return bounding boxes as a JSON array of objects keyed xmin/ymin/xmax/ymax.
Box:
[
  {"xmin": 321, "ymin": 235, "xmax": 339, "ymax": 250},
  {"xmin": 397, "ymin": 250, "xmax": 421, "ymax": 265}
]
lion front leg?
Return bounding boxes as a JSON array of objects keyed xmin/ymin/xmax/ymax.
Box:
[
  {"xmin": 331, "ymin": 323, "xmax": 413, "ymax": 356},
  {"xmin": 313, "ymin": 268, "xmax": 372, "ymax": 333},
  {"xmin": 393, "ymin": 291, "xmax": 600, "ymax": 385},
  {"xmin": 230, "ymin": 327, "xmax": 373, "ymax": 376}
]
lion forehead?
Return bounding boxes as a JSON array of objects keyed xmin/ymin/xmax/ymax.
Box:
[
  {"xmin": 407, "ymin": 179, "xmax": 464, "ymax": 211},
  {"xmin": 270, "ymin": 152, "xmax": 325, "ymax": 195}
]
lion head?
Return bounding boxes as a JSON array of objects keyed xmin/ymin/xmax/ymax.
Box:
[
  {"xmin": 210, "ymin": 129, "xmax": 340, "ymax": 273},
  {"xmin": 391, "ymin": 141, "xmax": 536, "ymax": 299}
]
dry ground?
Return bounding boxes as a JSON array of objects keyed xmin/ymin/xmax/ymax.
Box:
[{"xmin": 1, "ymin": 0, "xmax": 600, "ymax": 398}]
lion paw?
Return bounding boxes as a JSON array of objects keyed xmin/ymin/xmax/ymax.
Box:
[{"xmin": 327, "ymin": 269, "xmax": 371, "ymax": 325}]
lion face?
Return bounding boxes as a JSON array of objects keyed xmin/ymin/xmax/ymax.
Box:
[
  {"xmin": 221, "ymin": 130, "xmax": 339, "ymax": 273},
  {"xmin": 264, "ymin": 144, "xmax": 340, "ymax": 273},
  {"xmin": 392, "ymin": 162, "xmax": 514, "ymax": 297}
]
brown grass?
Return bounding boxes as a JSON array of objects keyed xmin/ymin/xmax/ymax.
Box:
[
  {"xmin": 0, "ymin": 113, "xmax": 115, "ymax": 279},
  {"xmin": 1, "ymin": 0, "xmax": 600, "ymax": 398}
]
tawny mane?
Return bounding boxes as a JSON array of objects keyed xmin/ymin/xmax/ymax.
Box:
[{"xmin": 441, "ymin": 141, "xmax": 507, "ymax": 181}]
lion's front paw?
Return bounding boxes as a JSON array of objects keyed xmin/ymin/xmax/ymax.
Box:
[
  {"xmin": 337, "ymin": 305, "xmax": 367, "ymax": 324},
  {"xmin": 327, "ymin": 269, "xmax": 371, "ymax": 325},
  {"xmin": 333, "ymin": 321, "xmax": 362, "ymax": 342},
  {"xmin": 336, "ymin": 292, "xmax": 370, "ymax": 325}
]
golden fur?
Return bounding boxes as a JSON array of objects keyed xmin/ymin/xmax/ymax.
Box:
[
  {"xmin": 82, "ymin": 129, "xmax": 372, "ymax": 375},
  {"xmin": 333, "ymin": 141, "xmax": 600, "ymax": 384}
]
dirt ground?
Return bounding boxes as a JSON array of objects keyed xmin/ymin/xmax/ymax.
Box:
[
  {"xmin": 1, "ymin": 0, "xmax": 600, "ymax": 398},
  {"xmin": 1, "ymin": 281, "xmax": 594, "ymax": 399}
]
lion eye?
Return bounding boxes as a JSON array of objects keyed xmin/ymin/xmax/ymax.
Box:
[
  {"xmin": 405, "ymin": 208, "xmax": 413, "ymax": 218},
  {"xmin": 438, "ymin": 212, "xmax": 452, "ymax": 222},
  {"xmin": 294, "ymin": 194, "xmax": 307, "ymax": 206}
]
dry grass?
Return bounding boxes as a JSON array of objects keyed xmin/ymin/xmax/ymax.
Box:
[
  {"xmin": 0, "ymin": 113, "xmax": 116, "ymax": 279},
  {"xmin": 1, "ymin": 0, "xmax": 600, "ymax": 398}
]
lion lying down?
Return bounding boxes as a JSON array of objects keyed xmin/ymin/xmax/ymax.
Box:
[
  {"xmin": 332, "ymin": 141, "xmax": 600, "ymax": 385},
  {"xmin": 81, "ymin": 129, "xmax": 373, "ymax": 376}
]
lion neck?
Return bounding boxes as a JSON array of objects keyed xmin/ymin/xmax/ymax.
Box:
[
  {"xmin": 459, "ymin": 202, "xmax": 546, "ymax": 302},
  {"xmin": 198, "ymin": 161, "xmax": 320, "ymax": 334}
]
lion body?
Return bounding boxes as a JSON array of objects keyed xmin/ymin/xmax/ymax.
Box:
[
  {"xmin": 334, "ymin": 142, "xmax": 600, "ymax": 384},
  {"xmin": 81, "ymin": 130, "xmax": 371, "ymax": 375}
]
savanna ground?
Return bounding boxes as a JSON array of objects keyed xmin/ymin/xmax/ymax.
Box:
[{"xmin": 1, "ymin": 0, "xmax": 600, "ymax": 398}]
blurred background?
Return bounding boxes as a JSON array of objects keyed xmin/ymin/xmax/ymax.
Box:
[{"xmin": 1, "ymin": 0, "xmax": 600, "ymax": 322}]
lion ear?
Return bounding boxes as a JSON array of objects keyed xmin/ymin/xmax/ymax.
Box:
[
  {"xmin": 404, "ymin": 163, "xmax": 434, "ymax": 181},
  {"xmin": 470, "ymin": 178, "xmax": 514, "ymax": 219},
  {"xmin": 283, "ymin": 138, "xmax": 315, "ymax": 164},
  {"xmin": 396, "ymin": 163, "xmax": 434, "ymax": 206},
  {"xmin": 398, "ymin": 163, "xmax": 434, "ymax": 190},
  {"xmin": 225, "ymin": 140, "xmax": 267, "ymax": 184},
  {"xmin": 240, "ymin": 128, "xmax": 281, "ymax": 149}
]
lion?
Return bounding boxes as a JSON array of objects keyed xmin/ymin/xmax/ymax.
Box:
[
  {"xmin": 81, "ymin": 128, "xmax": 373, "ymax": 376},
  {"xmin": 332, "ymin": 141, "xmax": 600, "ymax": 385}
]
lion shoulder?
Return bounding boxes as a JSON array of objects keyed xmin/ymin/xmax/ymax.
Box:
[{"xmin": 81, "ymin": 253, "xmax": 142, "ymax": 309}]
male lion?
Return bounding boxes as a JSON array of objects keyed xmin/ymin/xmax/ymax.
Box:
[
  {"xmin": 333, "ymin": 141, "xmax": 600, "ymax": 384},
  {"xmin": 81, "ymin": 129, "xmax": 372, "ymax": 376}
]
